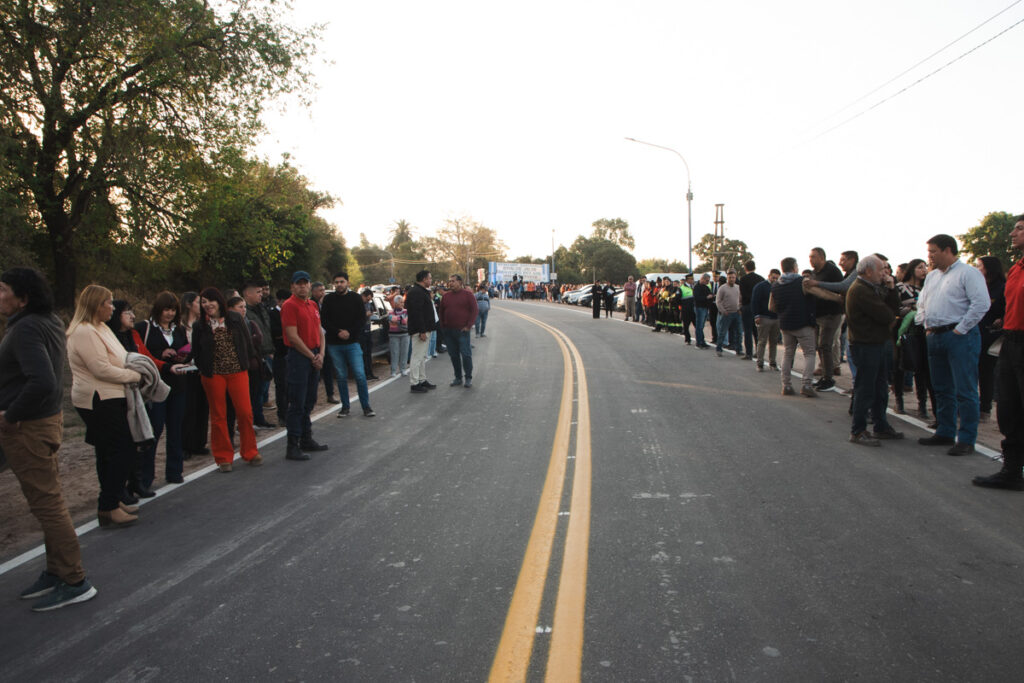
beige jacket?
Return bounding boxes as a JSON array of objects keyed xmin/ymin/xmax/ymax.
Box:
[{"xmin": 67, "ymin": 323, "xmax": 142, "ymax": 409}]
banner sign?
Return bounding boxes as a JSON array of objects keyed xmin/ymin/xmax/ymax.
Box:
[{"xmin": 487, "ymin": 262, "xmax": 551, "ymax": 283}]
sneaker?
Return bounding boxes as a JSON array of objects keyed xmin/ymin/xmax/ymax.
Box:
[
  {"xmin": 814, "ymin": 378, "xmax": 836, "ymax": 391},
  {"xmin": 972, "ymin": 469, "xmax": 1024, "ymax": 490},
  {"xmin": 850, "ymin": 431, "xmax": 880, "ymax": 447},
  {"xmin": 918, "ymin": 435, "xmax": 955, "ymax": 446},
  {"xmin": 363, "ymin": 407, "xmax": 376, "ymax": 417},
  {"xmin": 947, "ymin": 443, "xmax": 975, "ymax": 456},
  {"xmin": 402, "ymin": 369, "xmax": 410, "ymax": 376},
  {"xmin": 782, "ymin": 386, "xmax": 796, "ymax": 396},
  {"xmin": 450, "ymin": 378, "xmax": 463, "ymax": 386},
  {"xmin": 800, "ymin": 385, "xmax": 818, "ymax": 398},
  {"xmin": 20, "ymin": 571, "xmax": 59, "ymax": 600},
  {"xmin": 464, "ymin": 379, "xmax": 472, "ymax": 388},
  {"xmin": 31, "ymin": 578, "xmax": 97, "ymax": 612},
  {"xmin": 337, "ymin": 406, "xmax": 350, "ymax": 418},
  {"xmin": 872, "ymin": 427, "xmax": 904, "ymax": 440}
]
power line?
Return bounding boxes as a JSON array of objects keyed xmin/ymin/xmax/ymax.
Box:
[
  {"xmin": 810, "ymin": 14, "xmax": 1024, "ymax": 142},
  {"xmin": 819, "ymin": 0, "xmax": 1023, "ymax": 124}
]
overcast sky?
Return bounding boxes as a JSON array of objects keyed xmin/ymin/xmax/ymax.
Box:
[{"xmin": 256, "ymin": 0, "xmax": 1023, "ymax": 275}]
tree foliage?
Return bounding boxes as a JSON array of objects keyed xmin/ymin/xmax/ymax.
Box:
[
  {"xmin": 693, "ymin": 233, "xmax": 754, "ymax": 273},
  {"xmin": 419, "ymin": 216, "xmax": 507, "ymax": 280},
  {"xmin": 0, "ymin": 0, "xmax": 318, "ymax": 306},
  {"xmin": 568, "ymin": 236, "xmax": 636, "ymax": 283},
  {"xmin": 959, "ymin": 211, "xmax": 1019, "ymax": 271},
  {"xmin": 636, "ymin": 258, "xmax": 689, "ymax": 275},
  {"xmin": 591, "ymin": 217, "xmax": 635, "ymax": 250}
]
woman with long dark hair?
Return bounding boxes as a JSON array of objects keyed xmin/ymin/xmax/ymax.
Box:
[
  {"xmin": 178, "ymin": 291, "xmax": 209, "ymax": 459},
  {"xmin": 976, "ymin": 256, "xmax": 1006, "ymax": 422},
  {"xmin": 67, "ymin": 286, "xmax": 142, "ymax": 528},
  {"xmin": 897, "ymin": 259, "xmax": 935, "ymax": 419},
  {"xmin": 190, "ymin": 287, "xmax": 261, "ymax": 471},
  {"xmin": 136, "ymin": 291, "xmax": 189, "ymax": 484}
]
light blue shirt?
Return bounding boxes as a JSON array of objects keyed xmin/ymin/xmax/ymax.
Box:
[{"xmin": 916, "ymin": 260, "xmax": 990, "ymax": 334}]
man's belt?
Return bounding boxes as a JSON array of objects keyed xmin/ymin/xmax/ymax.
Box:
[{"xmin": 926, "ymin": 323, "xmax": 957, "ymax": 334}]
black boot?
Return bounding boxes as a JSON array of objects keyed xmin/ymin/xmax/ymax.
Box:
[
  {"xmin": 129, "ymin": 452, "xmax": 156, "ymax": 498},
  {"xmin": 299, "ymin": 437, "xmax": 329, "ymax": 452},
  {"xmin": 894, "ymin": 394, "xmax": 905, "ymax": 414},
  {"xmin": 286, "ymin": 437, "xmax": 310, "ymax": 461},
  {"xmin": 972, "ymin": 456, "xmax": 1024, "ymax": 490}
]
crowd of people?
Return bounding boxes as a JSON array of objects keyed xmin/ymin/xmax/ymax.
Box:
[
  {"xmin": 0, "ymin": 265, "xmax": 488, "ymax": 611},
  {"xmin": 3, "ymin": 217, "xmax": 1023, "ymax": 612}
]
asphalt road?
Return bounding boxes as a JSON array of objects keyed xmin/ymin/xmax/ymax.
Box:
[{"xmin": 1, "ymin": 300, "xmax": 1022, "ymax": 682}]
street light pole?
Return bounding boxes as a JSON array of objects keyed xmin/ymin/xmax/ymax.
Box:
[
  {"xmin": 551, "ymin": 229, "xmax": 555, "ymax": 282},
  {"xmin": 624, "ymin": 137, "xmax": 693, "ymax": 273}
]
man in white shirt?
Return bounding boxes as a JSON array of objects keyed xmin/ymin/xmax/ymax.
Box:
[{"xmin": 915, "ymin": 234, "xmax": 990, "ymax": 455}]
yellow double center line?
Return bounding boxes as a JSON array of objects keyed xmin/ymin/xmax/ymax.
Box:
[{"xmin": 489, "ymin": 310, "xmax": 592, "ymax": 683}]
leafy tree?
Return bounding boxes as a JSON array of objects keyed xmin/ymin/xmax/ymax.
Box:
[
  {"xmin": 352, "ymin": 234, "xmax": 394, "ymax": 285},
  {"xmin": 693, "ymin": 233, "xmax": 754, "ymax": 273},
  {"xmin": 591, "ymin": 217, "xmax": 635, "ymax": 250},
  {"xmin": 419, "ymin": 216, "xmax": 507, "ymax": 280},
  {"xmin": 959, "ymin": 211, "xmax": 1019, "ymax": 271},
  {"xmin": 0, "ymin": 0, "xmax": 317, "ymax": 307},
  {"xmin": 387, "ymin": 219, "xmax": 428, "ymax": 284},
  {"xmin": 570, "ymin": 236, "xmax": 636, "ymax": 283}
]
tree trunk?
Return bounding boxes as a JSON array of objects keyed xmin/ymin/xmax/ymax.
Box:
[{"xmin": 43, "ymin": 208, "xmax": 78, "ymax": 311}]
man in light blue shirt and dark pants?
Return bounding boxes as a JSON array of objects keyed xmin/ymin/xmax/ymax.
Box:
[{"xmin": 915, "ymin": 234, "xmax": 990, "ymax": 455}]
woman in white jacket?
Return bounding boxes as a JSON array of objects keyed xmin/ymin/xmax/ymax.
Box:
[{"xmin": 66, "ymin": 285, "xmax": 143, "ymax": 528}]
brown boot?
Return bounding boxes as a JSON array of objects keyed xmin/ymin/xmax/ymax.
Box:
[
  {"xmin": 118, "ymin": 501, "xmax": 140, "ymax": 515},
  {"xmin": 98, "ymin": 507, "xmax": 139, "ymax": 528}
]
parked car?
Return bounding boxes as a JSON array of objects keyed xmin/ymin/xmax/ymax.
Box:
[
  {"xmin": 563, "ymin": 289, "xmax": 586, "ymax": 305},
  {"xmin": 366, "ymin": 293, "xmax": 392, "ymax": 357}
]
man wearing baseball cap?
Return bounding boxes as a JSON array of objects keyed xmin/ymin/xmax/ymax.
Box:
[{"xmin": 280, "ymin": 271, "xmax": 329, "ymax": 460}]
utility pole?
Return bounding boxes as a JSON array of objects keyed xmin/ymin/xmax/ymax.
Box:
[{"xmin": 713, "ymin": 204, "xmax": 725, "ymax": 272}]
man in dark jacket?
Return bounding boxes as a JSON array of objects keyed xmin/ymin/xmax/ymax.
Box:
[
  {"xmin": 772, "ymin": 258, "xmax": 818, "ymax": 397},
  {"xmin": 0, "ymin": 267, "xmax": 98, "ymax": 611},
  {"xmin": 321, "ymin": 273, "xmax": 375, "ymax": 417},
  {"xmin": 846, "ymin": 255, "xmax": 903, "ymax": 446},
  {"xmin": 751, "ymin": 269, "xmax": 780, "ymax": 371},
  {"xmin": 809, "ymin": 247, "xmax": 845, "ymax": 390},
  {"xmin": 439, "ymin": 274, "xmax": 479, "ymax": 388},
  {"xmin": 692, "ymin": 274, "xmax": 713, "ymax": 349},
  {"xmin": 739, "ymin": 260, "xmax": 765, "ymax": 360},
  {"xmin": 243, "ymin": 282, "xmax": 274, "ymax": 428},
  {"xmin": 406, "ymin": 270, "xmax": 438, "ymax": 393}
]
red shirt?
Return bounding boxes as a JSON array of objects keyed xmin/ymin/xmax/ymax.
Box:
[
  {"xmin": 280, "ymin": 295, "xmax": 322, "ymax": 349},
  {"xmin": 1004, "ymin": 259, "xmax": 1024, "ymax": 331}
]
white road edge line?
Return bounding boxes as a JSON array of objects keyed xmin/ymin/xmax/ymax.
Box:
[{"xmin": 0, "ymin": 367, "xmax": 415, "ymax": 577}]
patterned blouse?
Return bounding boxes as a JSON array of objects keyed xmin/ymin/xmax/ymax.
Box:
[{"xmin": 212, "ymin": 324, "xmax": 243, "ymax": 375}]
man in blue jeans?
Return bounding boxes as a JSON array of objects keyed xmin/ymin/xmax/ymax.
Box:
[
  {"xmin": 915, "ymin": 234, "xmax": 990, "ymax": 455},
  {"xmin": 320, "ymin": 273, "xmax": 375, "ymax": 418},
  {"xmin": 438, "ymin": 274, "xmax": 478, "ymax": 388}
]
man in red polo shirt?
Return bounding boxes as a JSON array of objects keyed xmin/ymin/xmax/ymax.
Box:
[
  {"xmin": 974, "ymin": 214, "xmax": 1024, "ymax": 490},
  {"xmin": 281, "ymin": 270, "xmax": 328, "ymax": 461}
]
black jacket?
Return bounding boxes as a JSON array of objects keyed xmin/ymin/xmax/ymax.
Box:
[
  {"xmin": 0, "ymin": 312, "xmax": 65, "ymax": 423},
  {"xmin": 813, "ymin": 261, "xmax": 845, "ymax": 316},
  {"xmin": 190, "ymin": 311, "xmax": 257, "ymax": 378},
  {"xmin": 772, "ymin": 275, "xmax": 816, "ymax": 331},
  {"xmin": 692, "ymin": 283, "xmax": 712, "ymax": 309},
  {"xmin": 406, "ymin": 284, "xmax": 437, "ymax": 334},
  {"xmin": 321, "ymin": 289, "xmax": 365, "ymax": 346},
  {"xmin": 135, "ymin": 320, "xmax": 188, "ymax": 390}
]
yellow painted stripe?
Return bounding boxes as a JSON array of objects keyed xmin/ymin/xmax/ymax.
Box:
[
  {"xmin": 488, "ymin": 311, "xmax": 575, "ymax": 683},
  {"xmin": 546, "ymin": 328, "xmax": 592, "ymax": 682}
]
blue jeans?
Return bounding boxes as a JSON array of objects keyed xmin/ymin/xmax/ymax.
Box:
[
  {"xmin": 695, "ymin": 307, "xmax": 708, "ymax": 346},
  {"xmin": 716, "ymin": 312, "xmax": 741, "ymax": 352},
  {"xmin": 326, "ymin": 343, "xmax": 370, "ymax": 410},
  {"xmin": 286, "ymin": 347, "xmax": 320, "ymax": 440},
  {"xmin": 427, "ymin": 329, "xmax": 438, "ymax": 357},
  {"xmin": 927, "ymin": 327, "xmax": 981, "ymax": 444},
  {"xmin": 444, "ymin": 328, "xmax": 473, "ymax": 380},
  {"xmin": 849, "ymin": 341, "xmax": 894, "ymax": 435},
  {"xmin": 475, "ymin": 309, "xmax": 489, "ymax": 336},
  {"xmin": 142, "ymin": 389, "xmax": 185, "ymax": 486}
]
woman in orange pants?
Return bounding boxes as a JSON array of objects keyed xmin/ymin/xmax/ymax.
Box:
[{"xmin": 189, "ymin": 288, "xmax": 262, "ymax": 471}]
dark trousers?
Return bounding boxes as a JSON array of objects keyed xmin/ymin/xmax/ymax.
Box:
[
  {"xmin": 444, "ymin": 328, "xmax": 473, "ymax": 380},
  {"xmin": 182, "ymin": 372, "xmax": 208, "ymax": 454},
  {"xmin": 286, "ymin": 347, "xmax": 320, "ymax": 440},
  {"xmin": 708, "ymin": 306, "xmax": 719, "ymax": 342},
  {"xmin": 850, "ymin": 341, "xmax": 894, "ymax": 435},
  {"xmin": 979, "ymin": 335, "xmax": 999, "ymax": 413},
  {"xmin": 273, "ymin": 352, "xmax": 288, "ymax": 424},
  {"xmin": 360, "ymin": 333, "xmax": 374, "ymax": 377},
  {"xmin": 142, "ymin": 389, "xmax": 186, "ymax": 486},
  {"xmin": 321, "ymin": 349, "xmax": 336, "ymax": 399},
  {"xmin": 997, "ymin": 334, "xmax": 1024, "ymax": 468},
  {"xmin": 76, "ymin": 394, "xmax": 135, "ymax": 512},
  {"xmin": 681, "ymin": 303, "xmax": 696, "ymax": 342},
  {"xmin": 249, "ymin": 363, "xmax": 267, "ymax": 425},
  {"xmin": 741, "ymin": 304, "xmax": 757, "ymax": 357}
]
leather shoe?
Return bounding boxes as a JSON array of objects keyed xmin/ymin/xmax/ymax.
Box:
[
  {"xmin": 119, "ymin": 501, "xmax": 140, "ymax": 514},
  {"xmin": 947, "ymin": 443, "xmax": 975, "ymax": 456},
  {"xmin": 421, "ymin": 380, "xmax": 437, "ymax": 390},
  {"xmin": 972, "ymin": 469, "xmax": 1024, "ymax": 490},
  {"xmin": 299, "ymin": 438, "xmax": 329, "ymax": 452},
  {"xmin": 129, "ymin": 481, "xmax": 156, "ymax": 499},
  {"xmin": 410, "ymin": 384, "xmax": 428, "ymax": 393},
  {"xmin": 872, "ymin": 427, "xmax": 904, "ymax": 440},
  {"xmin": 98, "ymin": 507, "xmax": 139, "ymax": 528},
  {"xmin": 918, "ymin": 435, "xmax": 955, "ymax": 446},
  {"xmin": 450, "ymin": 378, "xmax": 463, "ymax": 386},
  {"xmin": 286, "ymin": 438, "xmax": 310, "ymax": 461}
]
